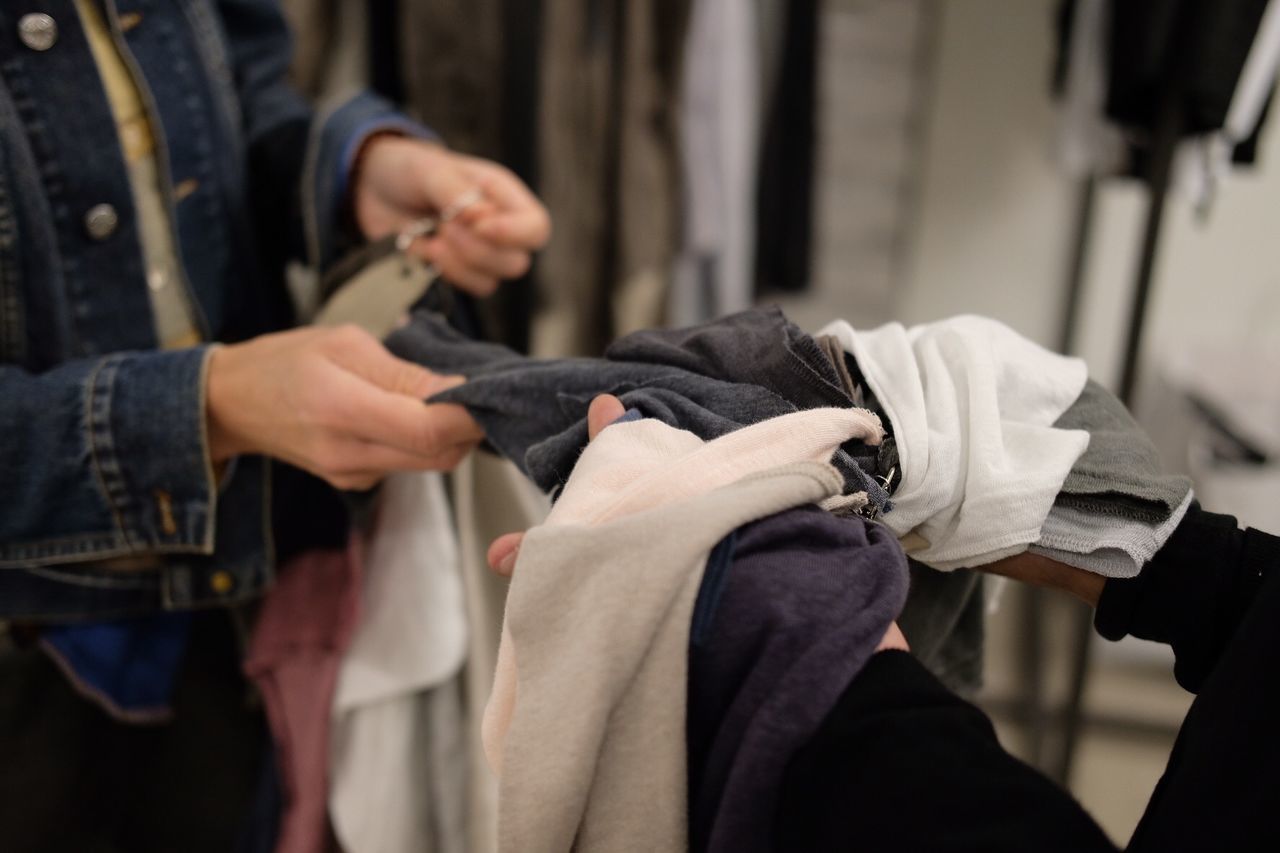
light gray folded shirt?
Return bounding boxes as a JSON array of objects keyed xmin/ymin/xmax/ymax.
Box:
[
  {"xmin": 1034, "ymin": 380, "xmax": 1197, "ymax": 578},
  {"xmin": 1032, "ymin": 490, "xmax": 1195, "ymax": 578}
]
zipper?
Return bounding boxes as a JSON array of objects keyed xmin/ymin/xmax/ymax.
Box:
[{"xmin": 101, "ymin": 0, "xmax": 212, "ymax": 343}]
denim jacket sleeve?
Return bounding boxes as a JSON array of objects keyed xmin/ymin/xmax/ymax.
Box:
[
  {"xmin": 0, "ymin": 0, "xmax": 430, "ymax": 573},
  {"xmin": 0, "ymin": 349, "xmax": 217, "ymax": 566}
]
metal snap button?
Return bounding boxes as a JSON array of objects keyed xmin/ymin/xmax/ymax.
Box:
[
  {"xmin": 18, "ymin": 13, "xmax": 57, "ymax": 51},
  {"xmin": 84, "ymin": 204, "xmax": 119, "ymax": 241},
  {"xmin": 210, "ymin": 571, "xmax": 235, "ymax": 595}
]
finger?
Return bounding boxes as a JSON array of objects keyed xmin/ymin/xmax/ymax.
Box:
[
  {"xmin": 587, "ymin": 394, "xmax": 627, "ymax": 440},
  {"xmin": 328, "ymin": 471, "xmax": 384, "ymax": 492},
  {"xmin": 328, "ymin": 367, "xmax": 484, "ymax": 454},
  {"xmin": 439, "ymin": 221, "xmax": 532, "ymax": 280},
  {"xmin": 327, "ymin": 325, "xmax": 466, "ymax": 399},
  {"xmin": 461, "ymin": 158, "xmax": 541, "ymax": 212},
  {"xmin": 471, "ymin": 208, "xmax": 552, "ymax": 251},
  {"xmin": 486, "ymin": 532, "xmax": 525, "ymax": 577},
  {"xmin": 875, "ymin": 623, "xmax": 910, "ymax": 653},
  {"xmin": 463, "ymin": 163, "xmax": 551, "ymax": 249},
  {"xmin": 413, "ymin": 237, "xmax": 500, "ymax": 297},
  {"xmin": 333, "ymin": 436, "xmax": 478, "ymax": 475}
]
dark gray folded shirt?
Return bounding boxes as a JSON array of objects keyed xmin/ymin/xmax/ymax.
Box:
[
  {"xmin": 1054, "ymin": 380, "xmax": 1194, "ymax": 522},
  {"xmin": 386, "ymin": 307, "xmax": 892, "ymax": 510}
]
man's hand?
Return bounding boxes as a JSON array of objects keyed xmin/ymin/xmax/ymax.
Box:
[
  {"xmin": 351, "ymin": 136, "xmax": 551, "ymax": 297},
  {"xmin": 206, "ymin": 324, "xmax": 483, "ymax": 490}
]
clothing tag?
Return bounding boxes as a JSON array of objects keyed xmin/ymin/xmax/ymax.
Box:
[
  {"xmin": 314, "ymin": 189, "xmax": 484, "ymax": 337},
  {"xmin": 314, "ymin": 244, "xmax": 440, "ymax": 338}
]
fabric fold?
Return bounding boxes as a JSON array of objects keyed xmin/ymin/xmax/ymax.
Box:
[
  {"xmin": 820, "ymin": 316, "xmax": 1090, "ymax": 570},
  {"xmin": 486, "ymin": 408, "xmax": 871, "ymax": 852},
  {"xmin": 329, "ymin": 472, "xmax": 469, "ymax": 853},
  {"xmin": 386, "ymin": 307, "xmax": 892, "ymax": 510}
]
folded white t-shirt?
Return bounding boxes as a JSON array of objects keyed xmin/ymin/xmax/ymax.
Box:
[{"xmin": 820, "ymin": 315, "xmax": 1090, "ymax": 570}]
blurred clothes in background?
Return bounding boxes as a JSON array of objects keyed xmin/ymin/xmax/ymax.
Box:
[
  {"xmin": 1054, "ymin": 0, "xmax": 1280, "ymax": 209},
  {"xmin": 282, "ymin": 0, "xmax": 838, "ymax": 354}
]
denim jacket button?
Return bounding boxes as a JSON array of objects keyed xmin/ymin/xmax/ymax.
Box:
[
  {"xmin": 17, "ymin": 13, "xmax": 58, "ymax": 51},
  {"xmin": 84, "ymin": 204, "xmax": 119, "ymax": 240}
]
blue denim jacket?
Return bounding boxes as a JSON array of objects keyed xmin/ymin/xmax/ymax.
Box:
[{"xmin": 0, "ymin": 0, "xmax": 427, "ymax": 618}]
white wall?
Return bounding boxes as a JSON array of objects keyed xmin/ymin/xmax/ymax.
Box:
[{"xmin": 900, "ymin": 0, "xmax": 1076, "ymax": 349}]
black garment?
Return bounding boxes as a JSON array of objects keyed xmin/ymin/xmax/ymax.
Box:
[
  {"xmin": 368, "ymin": 0, "xmax": 404, "ymax": 104},
  {"xmin": 1095, "ymin": 504, "xmax": 1261, "ymax": 692},
  {"xmin": 686, "ymin": 506, "xmax": 908, "ymax": 853},
  {"xmin": 1053, "ymin": 0, "xmax": 1276, "ymax": 176},
  {"xmin": 0, "ymin": 612, "xmax": 267, "ymax": 853},
  {"xmin": 1105, "ymin": 516, "xmax": 1280, "ymax": 851},
  {"xmin": 776, "ymin": 651, "xmax": 1118, "ymax": 853},
  {"xmin": 1106, "ymin": 0, "xmax": 1271, "ymax": 137},
  {"xmin": 775, "ymin": 508, "xmax": 1280, "ymax": 852},
  {"xmin": 898, "ymin": 563, "xmax": 985, "ymax": 691},
  {"xmin": 386, "ymin": 307, "xmax": 891, "ymax": 507},
  {"xmin": 754, "ymin": 0, "xmax": 818, "ymax": 296}
]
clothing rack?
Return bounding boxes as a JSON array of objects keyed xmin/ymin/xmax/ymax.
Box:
[{"xmin": 1036, "ymin": 75, "xmax": 1187, "ymax": 785}]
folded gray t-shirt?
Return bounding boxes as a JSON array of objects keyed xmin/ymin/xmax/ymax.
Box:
[{"xmin": 1054, "ymin": 380, "xmax": 1193, "ymax": 522}]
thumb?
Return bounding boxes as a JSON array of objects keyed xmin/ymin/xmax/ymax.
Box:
[
  {"xmin": 487, "ymin": 532, "xmax": 524, "ymax": 577},
  {"xmin": 587, "ymin": 395, "xmax": 627, "ymax": 440},
  {"xmin": 334, "ymin": 328, "xmax": 465, "ymax": 399}
]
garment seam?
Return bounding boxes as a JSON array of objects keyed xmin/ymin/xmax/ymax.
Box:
[
  {"xmin": 0, "ymin": 54, "xmax": 86, "ymax": 356},
  {"xmin": 15, "ymin": 563, "xmax": 159, "ymax": 589},
  {"xmin": 177, "ymin": 0, "xmax": 244, "ymax": 147},
  {"xmin": 84, "ymin": 355, "xmax": 132, "ymax": 545},
  {"xmin": 0, "ymin": 157, "xmax": 25, "ymax": 364},
  {"xmin": 0, "ymin": 534, "xmax": 215, "ymax": 567},
  {"xmin": 195, "ymin": 345, "xmax": 219, "ymax": 553}
]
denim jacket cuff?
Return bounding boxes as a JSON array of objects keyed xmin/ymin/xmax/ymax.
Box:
[
  {"xmin": 88, "ymin": 347, "xmax": 218, "ymax": 554},
  {"xmin": 304, "ymin": 90, "xmax": 440, "ymax": 271}
]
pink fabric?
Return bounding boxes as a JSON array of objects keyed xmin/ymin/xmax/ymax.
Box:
[{"xmin": 244, "ymin": 539, "xmax": 363, "ymax": 853}]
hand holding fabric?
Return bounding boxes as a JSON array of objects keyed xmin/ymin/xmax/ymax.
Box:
[
  {"xmin": 206, "ymin": 324, "xmax": 482, "ymax": 490},
  {"xmin": 351, "ymin": 136, "xmax": 551, "ymax": 296}
]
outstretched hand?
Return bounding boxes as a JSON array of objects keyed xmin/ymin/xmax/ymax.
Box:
[{"xmin": 207, "ymin": 324, "xmax": 483, "ymax": 491}]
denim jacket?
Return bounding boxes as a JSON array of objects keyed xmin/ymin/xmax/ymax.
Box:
[{"xmin": 0, "ymin": 0, "xmax": 427, "ymax": 618}]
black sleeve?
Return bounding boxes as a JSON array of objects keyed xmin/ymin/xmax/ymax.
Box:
[
  {"xmin": 1095, "ymin": 506, "xmax": 1280, "ymax": 692},
  {"xmin": 246, "ymin": 118, "xmax": 310, "ymax": 274},
  {"xmin": 1122, "ymin": 520, "xmax": 1280, "ymax": 853},
  {"xmin": 775, "ymin": 651, "xmax": 1117, "ymax": 853}
]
